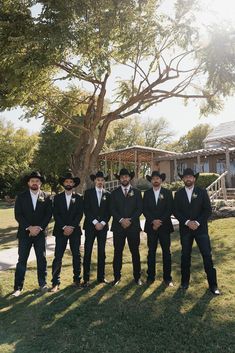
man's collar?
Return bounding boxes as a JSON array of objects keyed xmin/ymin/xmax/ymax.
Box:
[
  {"xmin": 153, "ymin": 186, "xmax": 161, "ymax": 192},
  {"xmin": 30, "ymin": 189, "xmax": 40, "ymax": 196},
  {"xmin": 95, "ymin": 187, "xmax": 104, "ymax": 192},
  {"xmin": 185, "ymin": 185, "xmax": 194, "ymax": 191}
]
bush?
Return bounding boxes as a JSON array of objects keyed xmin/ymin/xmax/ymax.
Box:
[
  {"xmin": 196, "ymin": 173, "xmax": 219, "ymax": 189},
  {"xmin": 133, "ymin": 177, "xmax": 151, "ymax": 191},
  {"xmin": 164, "ymin": 181, "xmax": 184, "ymax": 191}
]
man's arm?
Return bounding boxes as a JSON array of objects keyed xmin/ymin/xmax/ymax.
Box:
[{"xmin": 14, "ymin": 195, "xmax": 30, "ymax": 229}]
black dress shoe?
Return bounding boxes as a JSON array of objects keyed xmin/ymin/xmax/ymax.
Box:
[
  {"xmin": 180, "ymin": 283, "xmax": 189, "ymax": 290},
  {"xmin": 146, "ymin": 278, "xmax": 155, "ymax": 284},
  {"xmin": 82, "ymin": 281, "xmax": 90, "ymax": 288},
  {"xmin": 111, "ymin": 279, "xmax": 121, "ymax": 286},
  {"xmin": 209, "ymin": 286, "xmax": 220, "ymax": 295},
  {"xmin": 73, "ymin": 281, "xmax": 82, "ymax": 288},
  {"xmin": 97, "ymin": 278, "xmax": 110, "ymax": 284}
]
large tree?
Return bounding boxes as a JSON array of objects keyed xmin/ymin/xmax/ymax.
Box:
[{"xmin": 0, "ymin": 0, "xmax": 235, "ymax": 189}]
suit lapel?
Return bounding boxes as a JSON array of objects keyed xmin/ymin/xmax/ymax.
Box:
[
  {"xmin": 26, "ymin": 190, "xmax": 35, "ymax": 213},
  {"xmin": 92, "ymin": 188, "xmax": 100, "ymax": 208},
  {"xmin": 68, "ymin": 192, "xmax": 77, "ymax": 211},
  {"xmin": 182, "ymin": 188, "xmax": 191, "ymax": 205},
  {"xmin": 35, "ymin": 191, "xmax": 44, "ymax": 212}
]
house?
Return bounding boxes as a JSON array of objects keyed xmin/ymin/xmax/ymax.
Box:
[{"xmin": 98, "ymin": 121, "xmax": 235, "ymax": 187}]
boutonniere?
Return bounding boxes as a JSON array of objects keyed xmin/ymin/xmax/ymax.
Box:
[
  {"xmin": 38, "ymin": 195, "xmax": 45, "ymax": 202},
  {"xmin": 128, "ymin": 190, "xmax": 134, "ymax": 197},
  {"xmin": 102, "ymin": 194, "xmax": 107, "ymax": 201},
  {"xmin": 71, "ymin": 197, "xmax": 76, "ymax": 204},
  {"xmin": 159, "ymin": 193, "xmax": 164, "ymax": 200},
  {"xmin": 192, "ymin": 193, "xmax": 198, "ymax": 199}
]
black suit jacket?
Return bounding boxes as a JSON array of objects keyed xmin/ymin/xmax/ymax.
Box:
[
  {"xmin": 53, "ymin": 191, "xmax": 83, "ymax": 237},
  {"xmin": 173, "ymin": 186, "xmax": 212, "ymax": 235},
  {"xmin": 110, "ymin": 186, "xmax": 143, "ymax": 233},
  {"xmin": 83, "ymin": 188, "xmax": 111, "ymax": 232},
  {"xmin": 14, "ymin": 190, "xmax": 52, "ymax": 239},
  {"xmin": 143, "ymin": 187, "xmax": 174, "ymax": 234}
]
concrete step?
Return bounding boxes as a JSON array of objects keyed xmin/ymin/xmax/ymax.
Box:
[{"xmin": 226, "ymin": 188, "xmax": 235, "ymax": 200}]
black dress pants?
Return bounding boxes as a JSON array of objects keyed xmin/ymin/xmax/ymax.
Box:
[
  {"xmin": 180, "ymin": 231, "xmax": 217, "ymax": 287},
  {"xmin": 113, "ymin": 230, "xmax": 141, "ymax": 282},
  {"xmin": 147, "ymin": 230, "xmax": 172, "ymax": 282},
  {"xmin": 14, "ymin": 234, "xmax": 47, "ymax": 290},
  {"xmin": 83, "ymin": 229, "xmax": 107, "ymax": 281},
  {"xmin": 51, "ymin": 233, "xmax": 81, "ymax": 286}
]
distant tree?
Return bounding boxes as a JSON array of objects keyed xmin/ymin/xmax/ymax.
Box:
[
  {"xmin": 143, "ymin": 117, "xmax": 174, "ymax": 148},
  {"xmin": 103, "ymin": 116, "xmax": 174, "ymax": 151},
  {"xmin": 103, "ymin": 117, "xmax": 144, "ymax": 151},
  {"xmin": 177, "ymin": 123, "xmax": 213, "ymax": 152},
  {"xmin": 33, "ymin": 124, "xmax": 78, "ymax": 192},
  {"xmin": 0, "ymin": 118, "xmax": 38, "ymax": 196}
]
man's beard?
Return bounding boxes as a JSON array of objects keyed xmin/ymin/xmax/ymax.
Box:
[
  {"xmin": 30, "ymin": 185, "xmax": 39, "ymax": 191},
  {"xmin": 64, "ymin": 185, "xmax": 73, "ymax": 191},
  {"xmin": 152, "ymin": 182, "xmax": 160, "ymax": 188},
  {"xmin": 185, "ymin": 180, "xmax": 194, "ymax": 187},
  {"xmin": 121, "ymin": 180, "xmax": 130, "ymax": 187}
]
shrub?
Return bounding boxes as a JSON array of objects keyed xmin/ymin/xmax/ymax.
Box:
[{"xmin": 196, "ymin": 173, "xmax": 219, "ymax": 189}]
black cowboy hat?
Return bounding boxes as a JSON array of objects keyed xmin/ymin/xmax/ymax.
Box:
[
  {"xmin": 146, "ymin": 171, "xmax": 166, "ymax": 183},
  {"xmin": 90, "ymin": 171, "xmax": 109, "ymax": 182},
  {"xmin": 178, "ymin": 168, "xmax": 199, "ymax": 180},
  {"xmin": 25, "ymin": 171, "xmax": 45, "ymax": 183},
  {"xmin": 59, "ymin": 170, "xmax": 80, "ymax": 187},
  {"xmin": 114, "ymin": 168, "xmax": 135, "ymax": 180}
]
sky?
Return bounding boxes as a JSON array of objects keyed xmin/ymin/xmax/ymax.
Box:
[{"xmin": 1, "ymin": 0, "xmax": 235, "ymax": 139}]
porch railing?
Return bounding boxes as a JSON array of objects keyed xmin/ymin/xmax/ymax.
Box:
[
  {"xmin": 206, "ymin": 171, "xmax": 228, "ymax": 202},
  {"xmin": 105, "ymin": 179, "xmax": 119, "ymax": 191}
]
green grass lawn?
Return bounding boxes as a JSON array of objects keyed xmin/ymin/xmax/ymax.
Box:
[
  {"xmin": 0, "ymin": 201, "xmax": 55, "ymax": 251},
  {"xmin": 0, "ymin": 201, "xmax": 18, "ymax": 251},
  {"xmin": 0, "ymin": 218, "xmax": 235, "ymax": 353}
]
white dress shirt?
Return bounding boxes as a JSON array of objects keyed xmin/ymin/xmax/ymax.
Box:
[
  {"xmin": 30, "ymin": 190, "xmax": 39, "ymax": 210},
  {"xmin": 65, "ymin": 192, "xmax": 72, "ymax": 210},
  {"xmin": 184, "ymin": 186, "xmax": 200, "ymax": 226},
  {"xmin": 153, "ymin": 186, "xmax": 161, "ymax": 204},
  {"xmin": 121, "ymin": 184, "xmax": 131, "ymax": 196},
  {"xmin": 92, "ymin": 187, "xmax": 106, "ymax": 226},
  {"xmin": 185, "ymin": 186, "xmax": 194, "ymax": 203}
]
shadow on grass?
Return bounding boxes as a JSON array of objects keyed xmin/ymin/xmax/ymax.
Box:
[
  {"xmin": 0, "ymin": 227, "xmax": 234, "ymax": 353},
  {"xmin": 1, "ymin": 278, "xmax": 233, "ymax": 353}
]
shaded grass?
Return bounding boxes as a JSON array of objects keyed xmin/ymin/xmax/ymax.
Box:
[
  {"xmin": 0, "ymin": 202, "xmax": 18, "ymax": 250},
  {"xmin": 0, "ymin": 218, "xmax": 235, "ymax": 353}
]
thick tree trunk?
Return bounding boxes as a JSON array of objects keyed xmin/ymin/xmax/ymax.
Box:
[{"xmin": 70, "ymin": 123, "xmax": 110, "ymax": 193}]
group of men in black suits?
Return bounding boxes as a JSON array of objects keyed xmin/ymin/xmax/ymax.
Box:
[{"xmin": 12, "ymin": 167, "xmax": 220, "ymax": 297}]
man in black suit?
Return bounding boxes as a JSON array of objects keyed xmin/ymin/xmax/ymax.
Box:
[
  {"xmin": 50, "ymin": 171, "xmax": 83, "ymax": 292},
  {"xmin": 12, "ymin": 171, "xmax": 52, "ymax": 297},
  {"xmin": 143, "ymin": 171, "xmax": 174, "ymax": 286},
  {"xmin": 174, "ymin": 168, "xmax": 220, "ymax": 295},
  {"xmin": 83, "ymin": 171, "xmax": 111, "ymax": 287},
  {"xmin": 110, "ymin": 168, "xmax": 143, "ymax": 286}
]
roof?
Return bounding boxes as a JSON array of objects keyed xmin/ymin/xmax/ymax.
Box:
[
  {"xmin": 156, "ymin": 146, "xmax": 235, "ymax": 161},
  {"xmin": 204, "ymin": 121, "xmax": 235, "ymax": 146},
  {"xmin": 99, "ymin": 145, "xmax": 177, "ymax": 162}
]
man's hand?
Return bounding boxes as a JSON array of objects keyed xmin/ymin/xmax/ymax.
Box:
[
  {"xmin": 120, "ymin": 218, "xmax": 132, "ymax": 229},
  {"xmin": 187, "ymin": 221, "xmax": 199, "ymax": 230},
  {"xmin": 28, "ymin": 226, "xmax": 41, "ymax": 237},
  {"xmin": 63, "ymin": 226, "xmax": 74, "ymax": 236},
  {"xmin": 152, "ymin": 219, "xmax": 162, "ymax": 231},
  {"xmin": 95, "ymin": 223, "xmax": 104, "ymax": 231}
]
